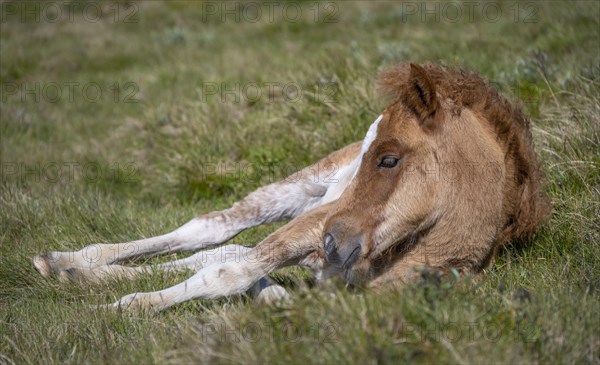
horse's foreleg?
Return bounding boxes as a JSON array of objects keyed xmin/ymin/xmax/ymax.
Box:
[
  {"xmin": 33, "ymin": 174, "xmax": 329, "ymax": 278},
  {"xmin": 101, "ymin": 204, "xmax": 331, "ymax": 312},
  {"xmin": 60, "ymin": 244, "xmax": 290, "ymax": 305},
  {"xmin": 32, "ymin": 213, "xmax": 249, "ymax": 278},
  {"xmin": 57, "ymin": 244, "xmax": 254, "ymax": 283},
  {"xmin": 33, "ymin": 142, "xmax": 360, "ymax": 278}
]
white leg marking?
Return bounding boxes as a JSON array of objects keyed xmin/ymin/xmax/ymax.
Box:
[
  {"xmin": 58, "ymin": 244, "xmax": 255, "ymax": 283},
  {"xmin": 108, "ymin": 260, "xmax": 267, "ymax": 312}
]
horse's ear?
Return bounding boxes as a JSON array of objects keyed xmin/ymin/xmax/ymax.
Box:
[{"xmin": 403, "ymin": 63, "xmax": 439, "ymax": 123}]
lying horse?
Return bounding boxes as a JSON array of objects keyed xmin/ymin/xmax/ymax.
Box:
[{"xmin": 33, "ymin": 62, "xmax": 551, "ymax": 311}]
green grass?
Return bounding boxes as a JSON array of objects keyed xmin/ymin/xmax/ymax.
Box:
[{"xmin": 1, "ymin": 1, "xmax": 599, "ymax": 364}]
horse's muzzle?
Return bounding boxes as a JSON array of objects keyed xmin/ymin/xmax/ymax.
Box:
[{"xmin": 323, "ymin": 231, "xmax": 363, "ymax": 270}]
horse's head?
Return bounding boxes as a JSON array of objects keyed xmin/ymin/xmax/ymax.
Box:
[{"xmin": 321, "ymin": 63, "xmax": 521, "ymax": 283}]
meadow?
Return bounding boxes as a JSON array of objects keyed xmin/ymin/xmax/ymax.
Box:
[{"xmin": 0, "ymin": 1, "xmax": 599, "ymax": 363}]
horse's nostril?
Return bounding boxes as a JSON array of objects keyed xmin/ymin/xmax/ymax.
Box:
[
  {"xmin": 342, "ymin": 245, "xmax": 361, "ymax": 270},
  {"xmin": 323, "ymin": 233, "xmax": 336, "ymax": 259}
]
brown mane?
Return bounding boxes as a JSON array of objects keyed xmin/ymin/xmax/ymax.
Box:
[{"xmin": 377, "ymin": 62, "xmax": 551, "ymax": 245}]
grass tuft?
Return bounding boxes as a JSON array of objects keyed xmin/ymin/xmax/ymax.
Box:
[{"xmin": 1, "ymin": 1, "xmax": 598, "ymax": 364}]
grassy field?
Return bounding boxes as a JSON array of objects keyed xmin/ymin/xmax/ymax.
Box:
[{"xmin": 1, "ymin": 0, "xmax": 599, "ymax": 363}]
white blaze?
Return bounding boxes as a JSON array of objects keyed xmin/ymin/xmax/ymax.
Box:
[
  {"xmin": 320, "ymin": 114, "xmax": 384, "ymax": 204},
  {"xmin": 350, "ymin": 114, "xmax": 383, "ymax": 181},
  {"xmin": 360, "ymin": 114, "xmax": 383, "ymax": 156}
]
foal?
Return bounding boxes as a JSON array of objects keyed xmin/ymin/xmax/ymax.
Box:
[{"xmin": 33, "ymin": 62, "xmax": 551, "ymax": 311}]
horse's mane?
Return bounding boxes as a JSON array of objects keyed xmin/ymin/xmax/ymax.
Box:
[
  {"xmin": 378, "ymin": 62, "xmax": 530, "ymax": 147},
  {"xmin": 378, "ymin": 62, "xmax": 551, "ymax": 243}
]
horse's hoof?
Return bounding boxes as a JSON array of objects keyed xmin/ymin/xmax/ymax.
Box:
[
  {"xmin": 255, "ymin": 284, "xmax": 289, "ymax": 306},
  {"xmin": 58, "ymin": 268, "xmax": 77, "ymax": 283},
  {"xmin": 33, "ymin": 254, "xmax": 53, "ymax": 278}
]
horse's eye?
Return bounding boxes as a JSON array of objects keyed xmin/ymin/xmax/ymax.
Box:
[{"xmin": 378, "ymin": 156, "xmax": 400, "ymax": 169}]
